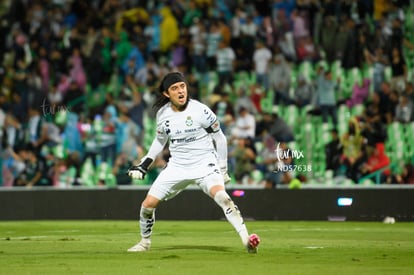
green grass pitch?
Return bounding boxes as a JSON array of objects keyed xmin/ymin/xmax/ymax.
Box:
[{"xmin": 0, "ymin": 221, "xmax": 413, "ymax": 275}]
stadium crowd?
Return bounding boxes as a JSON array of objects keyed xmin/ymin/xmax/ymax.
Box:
[{"xmin": 1, "ymin": 0, "xmax": 414, "ymax": 188}]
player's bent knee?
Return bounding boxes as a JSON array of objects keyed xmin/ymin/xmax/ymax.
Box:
[
  {"xmin": 142, "ymin": 195, "xmax": 161, "ymax": 209},
  {"xmin": 209, "ymin": 184, "xmax": 226, "ymax": 198}
]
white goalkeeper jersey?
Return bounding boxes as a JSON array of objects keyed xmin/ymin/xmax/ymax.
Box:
[{"xmin": 155, "ymin": 99, "xmax": 222, "ymax": 169}]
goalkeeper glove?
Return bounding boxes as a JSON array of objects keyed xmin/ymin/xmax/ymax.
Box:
[{"xmin": 127, "ymin": 157, "xmax": 153, "ymax": 180}]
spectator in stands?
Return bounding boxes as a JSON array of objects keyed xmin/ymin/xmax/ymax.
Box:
[
  {"xmin": 377, "ymin": 81, "xmax": 393, "ymax": 123},
  {"xmin": 2, "ymin": 112, "xmax": 22, "ymax": 150},
  {"xmin": 394, "ymin": 94, "xmax": 414, "ymax": 123},
  {"xmin": 405, "ymin": 81, "xmax": 414, "ymax": 104},
  {"xmin": 229, "ymin": 137, "xmax": 256, "ymax": 184},
  {"xmin": 159, "ymin": 6, "xmax": 180, "ymax": 56},
  {"xmin": 269, "ymin": 54, "xmax": 292, "ymax": 105},
  {"xmin": 100, "ymin": 105, "xmax": 118, "ymax": 165},
  {"xmin": 134, "ymin": 57, "xmax": 161, "ymax": 88},
  {"xmin": 182, "ymin": 1, "xmax": 203, "ymax": 28},
  {"xmin": 344, "ymin": 78, "xmax": 371, "ymax": 108},
  {"xmin": 206, "ymin": 21, "xmax": 222, "ymax": 73},
  {"xmin": 255, "ymin": 112, "xmax": 273, "ymax": 138},
  {"xmin": 315, "ymin": 67, "xmax": 339, "ymax": 126},
  {"xmin": 116, "ymin": 109, "xmax": 140, "ymax": 162},
  {"xmin": 364, "ymin": 46, "xmax": 389, "ymax": 92},
  {"xmin": 186, "ymin": 71, "xmax": 201, "ymax": 101},
  {"xmin": 171, "ymin": 35, "xmax": 191, "ymax": 73},
  {"xmin": 68, "ymin": 48, "xmax": 87, "ymax": 92},
  {"xmin": 115, "ymin": 31, "xmax": 133, "ymax": 77},
  {"xmin": 360, "ymin": 143, "xmax": 390, "ymax": 183},
  {"xmin": 113, "ymin": 152, "xmax": 133, "ymax": 185},
  {"xmin": 333, "ymin": 23, "xmax": 348, "ymax": 63},
  {"xmin": 341, "ymin": 18, "xmax": 360, "ymax": 70},
  {"xmin": 360, "ymin": 108, "xmax": 387, "ymax": 147},
  {"xmin": 2, "ymin": 0, "xmax": 414, "ymax": 188},
  {"xmin": 211, "ymin": 89, "xmax": 235, "ymax": 125},
  {"xmin": 218, "ymin": 17, "xmax": 231, "ymax": 47},
  {"xmin": 252, "ymin": 40, "xmax": 272, "ymax": 90},
  {"xmin": 63, "ymin": 81, "xmax": 85, "ymax": 114},
  {"xmin": 123, "ymin": 39, "xmax": 146, "ymax": 82},
  {"xmin": 230, "ymin": 7, "xmax": 246, "ymax": 52},
  {"xmin": 234, "ymin": 86, "xmax": 258, "ymax": 115},
  {"xmin": 389, "ymin": 46, "xmax": 407, "ymax": 93},
  {"xmin": 294, "ymin": 74, "xmax": 314, "ymax": 107},
  {"xmin": 268, "ymin": 112, "xmax": 295, "ymax": 143},
  {"xmin": 240, "ymin": 15, "xmax": 257, "ymax": 71},
  {"xmin": 263, "ymin": 141, "xmax": 294, "ymax": 189},
  {"xmin": 48, "ymin": 84, "xmax": 64, "ymax": 108},
  {"xmin": 26, "ymin": 106, "xmax": 43, "ymax": 151},
  {"xmin": 295, "ymin": 36, "xmax": 318, "ymax": 62},
  {"xmin": 387, "ymin": 163, "xmax": 414, "ymax": 184},
  {"xmin": 319, "ymin": 16, "xmax": 337, "ymax": 63},
  {"xmin": 143, "ymin": 15, "xmax": 161, "ymax": 62},
  {"xmin": 249, "ymin": 83, "xmax": 265, "ymax": 114},
  {"xmin": 255, "ymin": 133, "xmax": 279, "ymax": 188},
  {"xmin": 215, "ymin": 40, "xmax": 236, "ymax": 89},
  {"xmin": 277, "ymin": 32, "xmax": 297, "ymax": 62},
  {"xmin": 340, "ymin": 118, "xmax": 366, "ymax": 182},
  {"xmin": 12, "ymin": 144, "xmax": 47, "ymax": 187},
  {"xmin": 231, "ymin": 106, "xmax": 256, "ymax": 140},
  {"xmin": 387, "ymin": 90, "xmax": 400, "ymax": 122},
  {"xmin": 325, "ymin": 128, "xmax": 343, "ymax": 176},
  {"xmin": 188, "ymin": 17, "xmax": 208, "ymax": 79},
  {"xmin": 291, "ymin": 9, "xmax": 309, "ymax": 41},
  {"xmin": 257, "ymin": 16, "xmax": 275, "ymax": 48}
]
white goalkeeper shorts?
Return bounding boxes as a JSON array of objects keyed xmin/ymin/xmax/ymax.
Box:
[{"xmin": 147, "ymin": 162, "xmax": 224, "ymax": 201}]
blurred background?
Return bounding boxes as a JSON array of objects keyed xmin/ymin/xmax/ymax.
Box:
[{"xmin": 1, "ymin": 0, "xmax": 414, "ymax": 189}]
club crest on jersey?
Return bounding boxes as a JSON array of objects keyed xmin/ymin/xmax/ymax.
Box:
[{"xmin": 185, "ymin": 116, "xmax": 193, "ymax": 126}]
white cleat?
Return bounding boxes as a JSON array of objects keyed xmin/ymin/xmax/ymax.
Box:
[
  {"xmin": 127, "ymin": 239, "xmax": 151, "ymax": 252},
  {"xmin": 246, "ymin": 234, "xmax": 260, "ymax": 254}
]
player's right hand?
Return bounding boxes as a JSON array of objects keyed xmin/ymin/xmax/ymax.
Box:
[
  {"xmin": 222, "ymin": 172, "xmax": 231, "ymax": 184},
  {"xmin": 127, "ymin": 165, "xmax": 147, "ymax": 180}
]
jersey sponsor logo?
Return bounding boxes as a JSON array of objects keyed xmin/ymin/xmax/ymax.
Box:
[
  {"xmin": 170, "ymin": 136, "xmax": 197, "ymax": 144},
  {"xmin": 184, "ymin": 128, "xmax": 197, "ymax": 133}
]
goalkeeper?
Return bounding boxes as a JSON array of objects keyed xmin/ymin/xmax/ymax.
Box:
[{"xmin": 127, "ymin": 72, "xmax": 260, "ymax": 253}]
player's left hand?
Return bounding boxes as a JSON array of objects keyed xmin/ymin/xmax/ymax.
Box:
[{"xmin": 219, "ymin": 160, "xmax": 230, "ymax": 184}]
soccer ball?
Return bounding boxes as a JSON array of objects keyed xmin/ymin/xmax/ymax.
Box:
[{"xmin": 383, "ymin": 216, "xmax": 396, "ymax": 224}]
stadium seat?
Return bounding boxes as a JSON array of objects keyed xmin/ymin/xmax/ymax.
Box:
[
  {"xmin": 80, "ymin": 157, "xmax": 96, "ymax": 186},
  {"xmin": 298, "ymin": 61, "xmax": 314, "ymax": 82},
  {"xmin": 330, "ymin": 60, "xmax": 342, "ymax": 80},
  {"xmin": 285, "ymin": 105, "xmax": 299, "ymax": 129},
  {"xmin": 351, "ymin": 104, "xmax": 365, "ymax": 117},
  {"xmin": 384, "ymin": 66, "xmax": 392, "ymax": 81}
]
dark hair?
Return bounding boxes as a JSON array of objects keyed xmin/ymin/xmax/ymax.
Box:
[{"xmin": 153, "ymin": 72, "xmax": 187, "ymax": 112}]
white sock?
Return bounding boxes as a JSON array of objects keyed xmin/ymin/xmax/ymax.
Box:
[
  {"xmin": 140, "ymin": 206, "xmax": 155, "ymax": 239},
  {"xmin": 214, "ymin": 190, "xmax": 249, "ymax": 246}
]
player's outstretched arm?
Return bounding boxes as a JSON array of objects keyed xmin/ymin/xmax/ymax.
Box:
[{"xmin": 127, "ymin": 136, "xmax": 166, "ymax": 180}]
